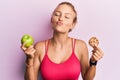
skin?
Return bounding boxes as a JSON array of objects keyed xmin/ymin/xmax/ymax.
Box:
[{"xmin": 21, "ymin": 3, "xmax": 104, "ymax": 80}]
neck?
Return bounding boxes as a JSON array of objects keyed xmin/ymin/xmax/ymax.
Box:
[{"xmin": 51, "ymin": 32, "xmax": 70, "ymax": 49}]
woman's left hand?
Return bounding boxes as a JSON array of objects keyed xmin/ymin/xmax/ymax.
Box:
[{"xmin": 90, "ymin": 44, "xmax": 104, "ymax": 62}]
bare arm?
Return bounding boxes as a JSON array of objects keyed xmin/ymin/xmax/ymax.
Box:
[
  {"xmin": 77, "ymin": 40, "xmax": 103, "ymax": 80},
  {"xmin": 24, "ymin": 52, "xmax": 40, "ymax": 80},
  {"xmin": 84, "ymin": 66, "xmax": 96, "ymax": 80},
  {"xmin": 21, "ymin": 43, "xmax": 41, "ymax": 80}
]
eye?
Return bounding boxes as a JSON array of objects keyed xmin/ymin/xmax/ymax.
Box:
[
  {"xmin": 65, "ymin": 16, "xmax": 70, "ymax": 19},
  {"xmin": 54, "ymin": 12, "xmax": 60, "ymax": 16}
]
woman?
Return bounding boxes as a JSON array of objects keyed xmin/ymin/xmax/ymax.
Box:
[{"xmin": 21, "ymin": 2, "xmax": 104, "ymax": 80}]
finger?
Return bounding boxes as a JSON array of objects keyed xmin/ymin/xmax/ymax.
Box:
[
  {"xmin": 93, "ymin": 44, "xmax": 99, "ymax": 49},
  {"xmin": 93, "ymin": 52, "xmax": 103, "ymax": 60},
  {"xmin": 92, "ymin": 49, "xmax": 99, "ymax": 53},
  {"xmin": 22, "ymin": 42, "xmax": 27, "ymax": 47},
  {"xmin": 95, "ymin": 48, "xmax": 104, "ymax": 58},
  {"xmin": 27, "ymin": 48, "xmax": 36, "ymax": 54},
  {"xmin": 98, "ymin": 48, "xmax": 104, "ymax": 56},
  {"xmin": 21, "ymin": 42, "xmax": 27, "ymax": 48},
  {"xmin": 25, "ymin": 47, "xmax": 35, "ymax": 54},
  {"xmin": 92, "ymin": 50, "xmax": 95, "ymax": 53},
  {"xmin": 93, "ymin": 46, "xmax": 104, "ymax": 55},
  {"xmin": 92, "ymin": 55, "xmax": 99, "ymax": 61},
  {"xmin": 28, "ymin": 45, "xmax": 34, "ymax": 49},
  {"xmin": 92, "ymin": 52, "xmax": 102, "ymax": 61},
  {"xmin": 27, "ymin": 45, "xmax": 34, "ymax": 51},
  {"xmin": 25, "ymin": 48, "xmax": 36, "ymax": 58},
  {"xmin": 93, "ymin": 52, "xmax": 101, "ymax": 58},
  {"xmin": 91, "ymin": 54, "xmax": 98, "ymax": 61},
  {"xmin": 21, "ymin": 44, "xmax": 27, "ymax": 51}
]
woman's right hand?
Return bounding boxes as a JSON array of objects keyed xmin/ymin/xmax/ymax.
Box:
[{"xmin": 21, "ymin": 43, "xmax": 36, "ymax": 59}]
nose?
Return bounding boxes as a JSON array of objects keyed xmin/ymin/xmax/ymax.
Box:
[{"xmin": 58, "ymin": 15, "xmax": 64, "ymax": 21}]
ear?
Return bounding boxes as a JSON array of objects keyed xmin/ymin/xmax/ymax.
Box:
[
  {"xmin": 68, "ymin": 23, "xmax": 76, "ymax": 32},
  {"xmin": 71, "ymin": 22, "xmax": 76, "ymax": 29}
]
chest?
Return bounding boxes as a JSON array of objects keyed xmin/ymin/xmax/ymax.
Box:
[
  {"xmin": 40, "ymin": 53, "xmax": 81, "ymax": 80},
  {"xmin": 48, "ymin": 46, "xmax": 73, "ymax": 64}
]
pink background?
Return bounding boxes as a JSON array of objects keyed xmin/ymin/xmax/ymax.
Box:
[{"xmin": 0, "ymin": 0, "xmax": 120, "ymax": 80}]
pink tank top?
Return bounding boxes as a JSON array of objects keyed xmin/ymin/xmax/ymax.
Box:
[{"xmin": 40, "ymin": 39, "xmax": 81, "ymax": 80}]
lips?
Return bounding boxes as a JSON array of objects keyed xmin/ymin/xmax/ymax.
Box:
[{"xmin": 56, "ymin": 21, "xmax": 63, "ymax": 26}]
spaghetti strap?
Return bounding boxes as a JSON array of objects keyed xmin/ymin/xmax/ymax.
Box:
[
  {"xmin": 45, "ymin": 40, "xmax": 47, "ymax": 54},
  {"xmin": 72, "ymin": 38, "xmax": 76, "ymax": 52},
  {"xmin": 45, "ymin": 40, "xmax": 50, "ymax": 54}
]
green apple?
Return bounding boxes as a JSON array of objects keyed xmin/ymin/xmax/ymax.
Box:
[{"xmin": 21, "ymin": 34, "xmax": 34, "ymax": 48}]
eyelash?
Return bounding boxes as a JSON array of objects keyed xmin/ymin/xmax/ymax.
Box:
[
  {"xmin": 65, "ymin": 16, "xmax": 70, "ymax": 19},
  {"xmin": 54, "ymin": 13, "xmax": 60, "ymax": 16},
  {"xmin": 54, "ymin": 13, "xmax": 70, "ymax": 19}
]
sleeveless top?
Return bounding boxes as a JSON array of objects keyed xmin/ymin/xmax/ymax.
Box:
[{"xmin": 40, "ymin": 39, "xmax": 81, "ymax": 80}]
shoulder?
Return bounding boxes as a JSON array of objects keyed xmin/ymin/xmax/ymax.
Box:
[
  {"xmin": 75, "ymin": 39, "xmax": 87, "ymax": 48},
  {"xmin": 34, "ymin": 39, "xmax": 49, "ymax": 55},
  {"xmin": 34, "ymin": 41, "xmax": 45, "ymax": 57},
  {"xmin": 34, "ymin": 40, "xmax": 45, "ymax": 51},
  {"xmin": 34, "ymin": 39, "xmax": 50, "ymax": 51},
  {"xmin": 34, "ymin": 39, "xmax": 49, "ymax": 61},
  {"xmin": 74, "ymin": 38, "xmax": 89, "ymax": 60}
]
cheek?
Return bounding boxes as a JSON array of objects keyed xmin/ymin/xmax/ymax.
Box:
[
  {"xmin": 51, "ymin": 18, "xmax": 55, "ymax": 25},
  {"xmin": 65, "ymin": 21, "xmax": 74, "ymax": 27},
  {"xmin": 51, "ymin": 17, "xmax": 57, "ymax": 24},
  {"xmin": 65, "ymin": 18, "xmax": 74, "ymax": 25}
]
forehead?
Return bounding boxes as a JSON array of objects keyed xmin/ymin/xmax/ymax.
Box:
[{"xmin": 55, "ymin": 4, "xmax": 75, "ymax": 14}]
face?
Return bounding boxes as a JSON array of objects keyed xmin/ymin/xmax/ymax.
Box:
[{"xmin": 51, "ymin": 4, "xmax": 76, "ymax": 33}]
